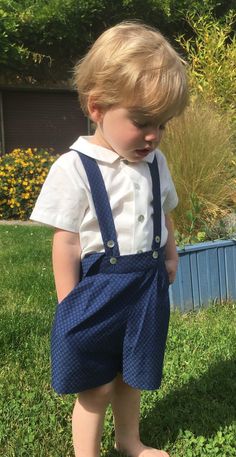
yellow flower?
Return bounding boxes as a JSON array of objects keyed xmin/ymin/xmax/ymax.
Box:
[
  {"xmin": 22, "ymin": 192, "xmax": 30, "ymax": 199},
  {"xmin": 1, "ymin": 147, "xmax": 57, "ymax": 218}
]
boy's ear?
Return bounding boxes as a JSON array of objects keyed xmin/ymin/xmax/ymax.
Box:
[{"xmin": 87, "ymin": 96, "xmax": 104, "ymax": 123}]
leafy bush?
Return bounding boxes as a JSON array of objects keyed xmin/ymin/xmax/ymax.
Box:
[
  {"xmin": 0, "ymin": 148, "xmax": 58, "ymax": 220},
  {"xmin": 177, "ymin": 10, "xmax": 236, "ymax": 117},
  {"xmin": 1, "ymin": 0, "xmax": 235, "ymax": 84},
  {"xmin": 162, "ymin": 102, "xmax": 236, "ymax": 240}
]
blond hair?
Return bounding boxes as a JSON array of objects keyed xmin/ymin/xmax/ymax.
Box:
[{"xmin": 74, "ymin": 21, "xmax": 188, "ymax": 123}]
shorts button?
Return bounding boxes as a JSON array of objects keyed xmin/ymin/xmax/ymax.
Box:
[
  {"xmin": 152, "ymin": 250, "xmax": 159, "ymax": 259},
  {"xmin": 110, "ymin": 257, "xmax": 117, "ymax": 265},
  {"xmin": 107, "ymin": 240, "xmax": 115, "ymax": 248}
]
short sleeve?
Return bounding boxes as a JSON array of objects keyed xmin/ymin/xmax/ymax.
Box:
[
  {"xmin": 30, "ymin": 151, "xmax": 88, "ymax": 232},
  {"xmin": 156, "ymin": 150, "xmax": 178, "ymax": 214}
]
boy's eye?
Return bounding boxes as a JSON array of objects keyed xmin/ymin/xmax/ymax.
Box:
[
  {"xmin": 132, "ymin": 120, "xmax": 166, "ymax": 130},
  {"xmin": 132, "ymin": 120, "xmax": 149, "ymax": 128}
]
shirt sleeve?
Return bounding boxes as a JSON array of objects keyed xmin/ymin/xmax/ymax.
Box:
[
  {"xmin": 156, "ymin": 150, "xmax": 178, "ymax": 214},
  {"xmin": 30, "ymin": 152, "xmax": 88, "ymax": 232}
]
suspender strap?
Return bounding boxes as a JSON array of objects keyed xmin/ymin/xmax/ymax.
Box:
[
  {"xmin": 148, "ymin": 156, "xmax": 162, "ymax": 250},
  {"xmin": 78, "ymin": 152, "xmax": 120, "ymax": 257}
]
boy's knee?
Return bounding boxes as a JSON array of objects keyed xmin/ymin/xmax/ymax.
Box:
[
  {"xmin": 96, "ymin": 382, "xmax": 114, "ymax": 399},
  {"xmin": 79, "ymin": 381, "xmax": 114, "ymax": 406},
  {"xmin": 93, "ymin": 382, "xmax": 114, "ymax": 401}
]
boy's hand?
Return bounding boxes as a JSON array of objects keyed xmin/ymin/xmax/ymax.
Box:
[
  {"xmin": 164, "ymin": 214, "xmax": 178, "ymax": 285},
  {"xmin": 165, "ymin": 259, "xmax": 178, "ymax": 284},
  {"xmin": 53, "ymin": 229, "xmax": 81, "ymax": 303}
]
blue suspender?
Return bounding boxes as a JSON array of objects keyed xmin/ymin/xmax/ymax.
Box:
[
  {"xmin": 77, "ymin": 152, "xmax": 162, "ymax": 256},
  {"xmin": 148, "ymin": 157, "xmax": 161, "ymax": 251},
  {"xmin": 78, "ymin": 153, "xmax": 120, "ymax": 258}
]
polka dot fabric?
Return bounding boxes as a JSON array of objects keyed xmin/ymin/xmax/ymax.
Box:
[{"xmin": 51, "ymin": 153, "xmax": 170, "ymax": 394}]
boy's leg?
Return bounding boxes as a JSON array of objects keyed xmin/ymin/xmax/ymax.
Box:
[
  {"xmin": 111, "ymin": 374, "xmax": 169, "ymax": 457},
  {"xmin": 72, "ymin": 381, "xmax": 114, "ymax": 457}
]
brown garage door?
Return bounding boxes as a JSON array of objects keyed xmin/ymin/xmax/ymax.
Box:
[{"xmin": 1, "ymin": 89, "xmax": 88, "ymax": 155}]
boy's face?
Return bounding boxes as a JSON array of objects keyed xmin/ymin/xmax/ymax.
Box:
[{"xmin": 91, "ymin": 106, "xmax": 167, "ymax": 162}]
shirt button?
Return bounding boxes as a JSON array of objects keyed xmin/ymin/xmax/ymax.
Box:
[
  {"xmin": 107, "ymin": 240, "xmax": 115, "ymax": 248},
  {"xmin": 137, "ymin": 249, "xmax": 143, "ymax": 254},
  {"xmin": 152, "ymin": 250, "xmax": 159, "ymax": 259},
  {"xmin": 123, "ymin": 160, "xmax": 129, "ymax": 165},
  {"xmin": 155, "ymin": 235, "xmax": 160, "ymax": 243},
  {"xmin": 134, "ymin": 183, "xmax": 140, "ymax": 190},
  {"xmin": 110, "ymin": 257, "xmax": 117, "ymax": 265},
  {"xmin": 138, "ymin": 215, "xmax": 145, "ymax": 222}
]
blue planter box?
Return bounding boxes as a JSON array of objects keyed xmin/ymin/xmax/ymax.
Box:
[{"xmin": 169, "ymin": 239, "xmax": 236, "ymax": 312}]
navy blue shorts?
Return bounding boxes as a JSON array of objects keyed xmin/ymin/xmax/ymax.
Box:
[{"xmin": 51, "ymin": 249, "xmax": 170, "ymax": 394}]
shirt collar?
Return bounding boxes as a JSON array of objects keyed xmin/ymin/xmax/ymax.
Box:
[{"xmin": 70, "ymin": 136, "xmax": 155, "ymax": 164}]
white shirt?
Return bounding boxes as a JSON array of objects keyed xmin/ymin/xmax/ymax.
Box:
[{"xmin": 30, "ymin": 136, "xmax": 178, "ymax": 258}]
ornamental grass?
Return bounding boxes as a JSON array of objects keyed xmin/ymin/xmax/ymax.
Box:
[{"xmin": 162, "ymin": 101, "xmax": 236, "ymax": 240}]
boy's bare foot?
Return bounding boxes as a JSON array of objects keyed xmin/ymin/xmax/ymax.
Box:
[{"xmin": 115, "ymin": 442, "xmax": 170, "ymax": 457}]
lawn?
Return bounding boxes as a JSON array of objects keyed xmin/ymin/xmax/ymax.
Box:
[{"xmin": 0, "ymin": 225, "xmax": 236, "ymax": 457}]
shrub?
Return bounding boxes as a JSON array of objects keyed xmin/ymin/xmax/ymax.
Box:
[
  {"xmin": 177, "ymin": 10, "xmax": 236, "ymax": 118},
  {"xmin": 162, "ymin": 102, "xmax": 236, "ymax": 239},
  {"xmin": 0, "ymin": 148, "xmax": 58, "ymax": 220}
]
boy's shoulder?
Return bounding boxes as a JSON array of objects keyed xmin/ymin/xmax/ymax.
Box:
[
  {"xmin": 53, "ymin": 136, "xmax": 94, "ymax": 170},
  {"xmin": 51, "ymin": 149, "xmax": 83, "ymax": 174},
  {"xmin": 54, "ymin": 149, "xmax": 79, "ymax": 166},
  {"xmin": 154, "ymin": 148, "xmax": 168, "ymax": 167},
  {"xmin": 48, "ymin": 149, "xmax": 89, "ymax": 187}
]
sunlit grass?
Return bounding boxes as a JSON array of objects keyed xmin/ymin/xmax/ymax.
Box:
[{"xmin": 1, "ymin": 225, "xmax": 236, "ymax": 457}]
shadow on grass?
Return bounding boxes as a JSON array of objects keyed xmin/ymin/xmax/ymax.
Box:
[
  {"xmin": 107, "ymin": 358, "xmax": 236, "ymax": 455},
  {"xmin": 0, "ymin": 310, "xmax": 52, "ymax": 363}
]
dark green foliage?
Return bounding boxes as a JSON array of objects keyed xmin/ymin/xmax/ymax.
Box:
[{"xmin": 0, "ymin": 0, "xmax": 235, "ymax": 84}]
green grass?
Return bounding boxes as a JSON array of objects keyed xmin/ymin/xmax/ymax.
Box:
[{"xmin": 0, "ymin": 225, "xmax": 236, "ymax": 457}]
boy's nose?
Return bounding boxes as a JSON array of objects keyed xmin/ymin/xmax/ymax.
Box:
[{"xmin": 144, "ymin": 127, "xmax": 162, "ymax": 143}]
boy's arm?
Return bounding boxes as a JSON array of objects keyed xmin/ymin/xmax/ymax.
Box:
[
  {"xmin": 164, "ymin": 213, "xmax": 178, "ymax": 284},
  {"xmin": 52, "ymin": 229, "xmax": 81, "ymax": 303}
]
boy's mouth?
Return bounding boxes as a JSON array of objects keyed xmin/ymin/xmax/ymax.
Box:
[{"xmin": 135, "ymin": 148, "xmax": 152, "ymax": 156}]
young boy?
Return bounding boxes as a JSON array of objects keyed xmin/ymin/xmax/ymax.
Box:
[{"xmin": 31, "ymin": 21, "xmax": 188, "ymax": 457}]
